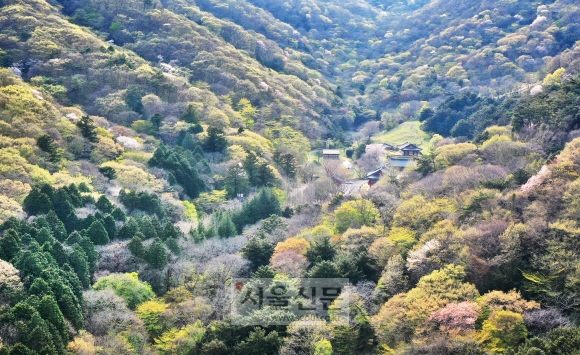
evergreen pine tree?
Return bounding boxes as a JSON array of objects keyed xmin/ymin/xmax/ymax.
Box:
[
  {"xmin": 0, "ymin": 229, "xmax": 21, "ymax": 261},
  {"xmin": 45, "ymin": 211, "xmax": 67, "ymax": 242},
  {"xmin": 95, "ymin": 195, "xmax": 114, "ymax": 214},
  {"xmin": 252, "ymin": 265, "xmax": 277, "ymax": 278},
  {"xmin": 150, "ymin": 113, "xmax": 164, "ymax": 130},
  {"xmin": 50, "ymin": 242, "xmax": 68, "ymax": 266},
  {"xmin": 69, "ymin": 245, "xmax": 90, "ymax": 288},
  {"xmin": 241, "ymin": 235, "xmax": 274, "ymax": 270},
  {"xmin": 306, "ymin": 261, "xmax": 340, "ymax": 278},
  {"xmin": 36, "ymin": 134, "xmax": 61, "ymax": 163},
  {"xmin": 102, "ymin": 215, "xmax": 116, "ymax": 240},
  {"xmin": 218, "ymin": 213, "xmax": 238, "ymax": 238},
  {"xmin": 22, "ymin": 189, "xmax": 52, "ymax": 216},
  {"xmin": 162, "ymin": 222, "xmax": 183, "ymax": 241},
  {"xmin": 57, "ymin": 292, "xmax": 84, "ymax": 329},
  {"xmin": 224, "ymin": 165, "xmax": 249, "ymax": 198},
  {"xmin": 146, "ymin": 238, "xmax": 168, "ymax": 269},
  {"xmin": 117, "ymin": 218, "xmax": 139, "ymax": 239},
  {"xmin": 306, "ymin": 236, "xmax": 336, "ymax": 263},
  {"xmin": 35, "ymin": 227, "xmax": 54, "ymax": 246},
  {"xmin": 65, "ymin": 231, "xmax": 83, "ymax": 246},
  {"xmin": 203, "ymin": 127, "xmax": 228, "ymax": 152},
  {"xmin": 128, "ymin": 234, "xmax": 147, "ymax": 259},
  {"xmin": 165, "ymin": 238, "xmax": 180, "ymax": 255},
  {"xmin": 99, "ymin": 166, "xmax": 117, "ymax": 180},
  {"xmin": 180, "ymin": 104, "xmax": 199, "ymax": 123},
  {"xmin": 86, "ymin": 220, "xmax": 109, "ymax": 245},
  {"xmin": 139, "ymin": 217, "xmax": 158, "ymax": 240},
  {"xmin": 77, "ymin": 237, "xmax": 98, "ymax": 276},
  {"xmin": 26, "ymin": 313, "xmax": 56, "ymax": 355},
  {"xmin": 76, "ymin": 115, "xmax": 98, "ymax": 142},
  {"xmin": 111, "ymin": 207, "xmax": 126, "ymax": 221},
  {"xmin": 38, "ymin": 295, "xmax": 68, "ymax": 344}
]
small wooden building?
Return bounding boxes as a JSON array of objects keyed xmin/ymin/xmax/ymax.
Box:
[
  {"xmin": 365, "ymin": 168, "xmax": 383, "ymax": 186},
  {"xmin": 322, "ymin": 149, "xmax": 340, "ymax": 159},
  {"xmin": 397, "ymin": 142, "xmax": 422, "ymax": 156}
]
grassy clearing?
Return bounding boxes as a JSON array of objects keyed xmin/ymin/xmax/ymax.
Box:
[{"xmin": 372, "ymin": 121, "xmax": 431, "ymax": 147}]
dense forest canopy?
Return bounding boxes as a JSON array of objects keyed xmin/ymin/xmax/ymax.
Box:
[{"xmin": 1, "ymin": 0, "xmax": 580, "ymax": 354}]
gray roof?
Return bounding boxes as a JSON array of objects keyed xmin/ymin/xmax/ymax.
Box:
[
  {"xmin": 322, "ymin": 149, "xmax": 340, "ymax": 155},
  {"xmin": 398, "ymin": 142, "xmax": 422, "ymax": 151}
]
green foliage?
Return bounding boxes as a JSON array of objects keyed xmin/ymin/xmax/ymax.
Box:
[
  {"xmin": 232, "ymin": 190, "xmax": 281, "ymax": 232},
  {"xmin": 36, "ymin": 134, "xmax": 60, "ymax": 163},
  {"xmin": 149, "ymin": 145, "xmax": 205, "ymax": 199},
  {"xmin": 128, "ymin": 234, "xmax": 147, "ymax": 259},
  {"xmin": 203, "ymin": 127, "xmax": 228, "ymax": 153},
  {"xmin": 76, "ymin": 116, "xmax": 98, "ymax": 143},
  {"xmin": 333, "ymin": 199, "xmax": 380, "ymax": 234},
  {"xmin": 98, "ymin": 166, "xmax": 117, "ymax": 180},
  {"xmin": 95, "ymin": 195, "xmax": 114, "ymax": 214},
  {"xmin": 481, "ymin": 311, "xmax": 527, "ymax": 352},
  {"xmin": 146, "ymin": 238, "xmax": 169, "ymax": 269},
  {"xmin": 243, "ymin": 152, "xmax": 278, "ymax": 188},
  {"xmin": 119, "ymin": 189, "xmax": 165, "ymax": 218},
  {"xmin": 86, "ymin": 220, "xmax": 109, "ymax": 245},
  {"xmin": 224, "ymin": 165, "xmax": 249, "ymax": 198},
  {"xmin": 93, "ymin": 272, "xmax": 155, "ymax": 310},
  {"xmin": 241, "ymin": 234, "xmax": 274, "ymax": 270}
]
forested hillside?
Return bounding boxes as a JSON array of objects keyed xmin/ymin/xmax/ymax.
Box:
[{"xmin": 1, "ymin": 0, "xmax": 580, "ymax": 354}]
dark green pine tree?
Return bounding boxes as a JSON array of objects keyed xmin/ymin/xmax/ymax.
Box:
[
  {"xmin": 138, "ymin": 217, "xmax": 158, "ymax": 240},
  {"xmin": 6, "ymin": 343, "xmax": 37, "ymax": 355},
  {"xmin": 273, "ymin": 152, "xmax": 298, "ymax": 179},
  {"xmin": 165, "ymin": 238, "xmax": 180, "ymax": 255},
  {"xmin": 305, "ymin": 236, "xmax": 336, "ymax": 263},
  {"xmin": 38, "ymin": 295, "xmax": 68, "ymax": 345},
  {"xmin": 52, "ymin": 189, "xmax": 75, "ymax": 223},
  {"xmin": 25, "ymin": 313, "xmax": 57, "ymax": 355},
  {"xmin": 35, "ymin": 227, "xmax": 54, "ymax": 246},
  {"xmin": 95, "ymin": 195, "xmax": 114, "ymax": 214},
  {"xmin": 0, "ymin": 229, "xmax": 21, "ymax": 261},
  {"xmin": 29, "ymin": 277, "xmax": 52, "ymax": 297},
  {"xmin": 162, "ymin": 222, "xmax": 183, "ymax": 241},
  {"xmin": 77, "ymin": 237, "xmax": 98, "ymax": 276},
  {"xmin": 86, "ymin": 220, "xmax": 109, "ymax": 245},
  {"xmin": 224, "ymin": 165, "xmax": 249, "ymax": 198},
  {"xmin": 111, "ymin": 207, "xmax": 126, "ymax": 221},
  {"xmin": 241, "ymin": 235, "xmax": 274, "ymax": 271},
  {"xmin": 218, "ymin": 213, "xmax": 237, "ymax": 238},
  {"xmin": 203, "ymin": 127, "xmax": 228, "ymax": 152},
  {"xmin": 22, "ymin": 189, "xmax": 52, "ymax": 216},
  {"xmin": 57, "ymin": 291, "xmax": 84, "ymax": 329},
  {"xmin": 99, "ymin": 166, "xmax": 117, "ymax": 180},
  {"xmin": 117, "ymin": 218, "xmax": 139, "ymax": 239},
  {"xmin": 146, "ymin": 238, "xmax": 168, "ymax": 269},
  {"xmin": 255, "ymin": 162, "xmax": 277, "ymax": 187},
  {"xmin": 234, "ymin": 329, "xmax": 282, "ymax": 355},
  {"xmin": 76, "ymin": 115, "xmax": 98, "ymax": 142},
  {"xmin": 65, "ymin": 231, "xmax": 83, "ymax": 246},
  {"xmin": 69, "ymin": 245, "xmax": 90, "ymax": 288},
  {"xmin": 243, "ymin": 152, "xmax": 259, "ymax": 185},
  {"xmin": 150, "ymin": 113, "xmax": 164, "ymax": 131},
  {"xmin": 50, "ymin": 241, "xmax": 68, "ymax": 266},
  {"xmin": 128, "ymin": 234, "xmax": 147, "ymax": 259},
  {"xmin": 36, "ymin": 134, "xmax": 61, "ymax": 162},
  {"xmin": 180, "ymin": 104, "xmax": 199, "ymax": 123},
  {"xmin": 252, "ymin": 265, "xmax": 276, "ymax": 278},
  {"xmin": 102, "ymin": 215, "xmax": 117, "ymax": 240},
  {"xmin": 45, "ymin": 211, "xmax": 67, "ymax": 242},
  {"xmin": 258, "ymin": 189, "xmax": 282, "ymax": 218},
  {"xmin": 306, "ymin": 260, "xmax": 340, "ymax": 278}
]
